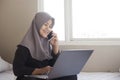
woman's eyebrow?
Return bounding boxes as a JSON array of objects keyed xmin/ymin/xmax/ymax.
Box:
[
  {"xmin": 46, "ymin": 22, "xmax": 52, "ymax": 25},
  {"xmin": 44, "ymin": 22, "xmax": 48, "ymax": 25}
]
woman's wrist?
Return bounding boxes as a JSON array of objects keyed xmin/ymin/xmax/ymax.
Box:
[
  {"xmin": 32, "ymin": 68, "xmax": 40, "ymax": 75},
  {"xmin": 32, "ymin": 68, "xmax": 43, "ymax": 75},
  {"xmin": 32, "ymin": 66, "xmax": 52, "ymax": 75},
  {"xmin": 52, "ymin": 45, "xmax": 59, "ymax": 54}
]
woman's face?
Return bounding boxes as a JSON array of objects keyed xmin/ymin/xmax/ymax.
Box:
[{"xmin": 39, "ymin": 19, "xmax": 52, "ymax": 38}]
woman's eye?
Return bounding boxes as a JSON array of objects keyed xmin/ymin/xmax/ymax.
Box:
[
  {"xmin": 44, "ymin": 23, "xmax": 48, "ymax": 26},
  {"xmin": 49, "ymin": 25, "xmax": 52, "ymax": 28}
]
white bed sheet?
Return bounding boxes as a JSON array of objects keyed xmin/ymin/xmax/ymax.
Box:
[
  {"xmin": 0, "ymin": 70, "xmax": 16, "ymax": 80},
  {"xmin": 0, "ymin": 70, "xmax": 120, "ymax": 80},
  {"xmin": 78, "ymin": 72, "xmax": 120, "ymax": 80}
]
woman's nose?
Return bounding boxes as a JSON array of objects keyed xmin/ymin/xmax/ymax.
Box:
[{"xmin": 48, "ymin": 28, "xmax": 52, "ymax": 32}]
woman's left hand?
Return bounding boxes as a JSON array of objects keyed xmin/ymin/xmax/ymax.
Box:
[
  {"xmin": 50, "ymin": 32, "xmax": 58, "ymax": 46},
  {"xmin": 50, "ymin": 32, "xmax": 59, "ymax": 54}
]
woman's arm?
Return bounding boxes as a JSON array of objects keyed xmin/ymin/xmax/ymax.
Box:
[
  {"xmin": 48, "ymin": 50, "xmax": 60, "ymax": 67},
  {"xmin": 13, "ymin": 46, "xmax": 35, "ymax": 76},
  {"xmin": 50, "ymin": 32, "xmax": 59, "ymax": 55},
  {"xmin": 32, "ymin": 66, "xmax": 52, "ymax": 75},
  {"xmin": 13, "ymin": 45, "xmax": 52, "ymax": 76}
]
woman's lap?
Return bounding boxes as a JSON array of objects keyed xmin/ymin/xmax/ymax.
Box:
[
  {"xmin": 16, "ymin": 75, "xmax": 77, "ymax": 80},
  {"xmin": 51, "ymin": 75, "xmax": 77, "ymax": 80},
  {"xmin": 16, "ymin": 77, "xmax": 45, "ymax": 80}
]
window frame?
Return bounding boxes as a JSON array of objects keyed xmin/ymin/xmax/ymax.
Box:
[{"xmin": 38, "ymin": 0, "xmax": 120, "ymax": 45}]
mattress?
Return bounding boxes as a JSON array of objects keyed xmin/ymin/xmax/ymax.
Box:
[
  {"xmin": 0, "ymin": 70, "xmax": 120, "ymax": 80},
  {"xmin": 0, "ymin": 70, "xmax": 16, "ymax": 80},
  {"xmin": 78, "ymin": 72, "xmax": 120, "ymax": 80}
]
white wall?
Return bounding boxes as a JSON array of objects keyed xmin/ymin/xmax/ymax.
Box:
[{"xmin": 0, "ymin": 0, "xmax": 120, "ymax": 72}]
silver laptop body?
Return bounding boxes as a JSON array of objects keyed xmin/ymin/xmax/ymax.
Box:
[{"xmin": 26, "ymin": 50, "xmax": 93, "ymax": 79}]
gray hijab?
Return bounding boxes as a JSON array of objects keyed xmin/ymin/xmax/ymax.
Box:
[{"xmin": 20, "ymin": 12, "xmax": 55, "ymax": 61}]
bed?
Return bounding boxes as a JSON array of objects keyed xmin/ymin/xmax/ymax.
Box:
[
  {"xmin": 0, "ymin": 56, "xmax": 16, "ymax": 80},
  {"xmin": 0, "ymin": 70, "xmax": 120, "ymax": 80},
  {"xmin": 0, "ymin": 70, "xmax": 16, "ymax": 80},
  {"xmin": 0, "ymin": 56, "xmax": 120, "ymax": 80},
  {"xmin": 78, "ymin": 72, "xmax": 120, "ymax": 80}
]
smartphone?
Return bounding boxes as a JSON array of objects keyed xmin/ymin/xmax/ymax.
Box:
[{"xmin": 47, "ymin": 31, "xmax": 53, "ymax": 41}]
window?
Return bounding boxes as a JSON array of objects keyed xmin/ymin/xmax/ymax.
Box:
[
  {"xmin": 72, "ymin": 0, "xmax": 120, "ymax": 39},
  {"xmin": 38, "ymin": 0, "xmax": 120, "ymax": 45},
  {"xmin": 38, "ymin": 0, "xmax": 65, "ymax": 41}
]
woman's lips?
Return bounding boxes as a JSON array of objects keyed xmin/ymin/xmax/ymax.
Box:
[{"xmin": 43, "ymin": 30, "xmax": 49, "ymax": 35}]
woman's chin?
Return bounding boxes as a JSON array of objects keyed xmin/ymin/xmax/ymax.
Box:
[
  {"xmin": 42, "ymin": 35, "xmax": 47, "ymax": 38},
  {"xmin": 40, "ymin": 34, "xmax": 47, "ymax": 38}
]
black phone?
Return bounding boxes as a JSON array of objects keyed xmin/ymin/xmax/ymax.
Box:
[{"xmin": 47, "ymin": 31, "xmax": 53, "ymax": 41}]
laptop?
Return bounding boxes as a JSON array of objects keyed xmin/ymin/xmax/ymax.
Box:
[{"xmin": 25, "ymin": 49, "xmax": 93, "ymax": 79}]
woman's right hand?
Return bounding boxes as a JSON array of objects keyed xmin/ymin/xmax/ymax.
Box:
[{"xmin": 32, "ymin": 66, "xmax": 52, "ymax": 75}]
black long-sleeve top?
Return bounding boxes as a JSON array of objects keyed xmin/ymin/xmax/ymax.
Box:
[{"xmin": 13, "ymin": 45, "xmax": 59, "ymax": 78}]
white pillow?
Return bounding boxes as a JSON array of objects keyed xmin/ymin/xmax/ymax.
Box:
[{"xmin": 0, "ymin": 56, "xmax": 12, "ymax": 72}]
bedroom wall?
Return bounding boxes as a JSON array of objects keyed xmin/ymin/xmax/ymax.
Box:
[
  {"xmin": 0, "ymin": 0, "xmax": 37, "ymax": 62},
  {"xmin": 0, "ymin": 0, "xmax": 120, "ymax": 72}
]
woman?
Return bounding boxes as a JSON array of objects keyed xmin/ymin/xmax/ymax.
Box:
[{"xmin": 13, "ymin": 12, "xmax": 77, "ymax": 80}]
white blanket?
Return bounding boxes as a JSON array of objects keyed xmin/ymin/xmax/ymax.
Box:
[
  {"xmin": 78, "ymin": 72, "xmax": 120, "ymax": 80},
  {"xmin": 0, "ymin": 71, "xmax": 120, "ymax": 80},
  {"xmin": 0, "ymin": 70, "xmax": 16, "ymax": 80}
]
